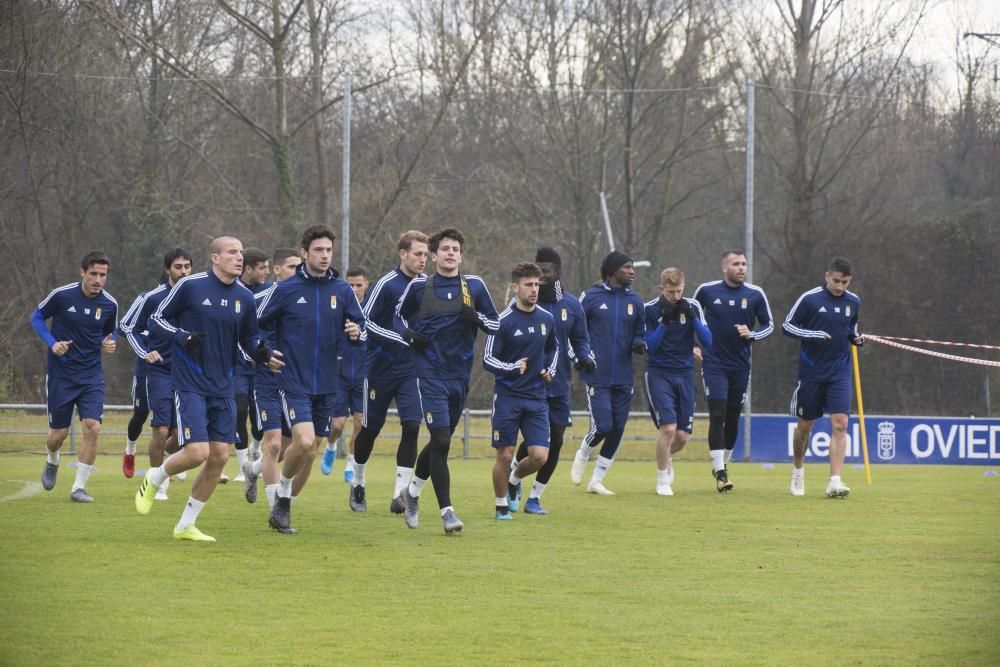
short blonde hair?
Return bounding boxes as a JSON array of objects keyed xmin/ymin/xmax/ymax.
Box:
[{"xmin": 660, "ymin": 267, "xmax": 684, "ymax": 287}]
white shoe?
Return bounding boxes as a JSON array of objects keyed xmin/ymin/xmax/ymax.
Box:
[
  {"xmin": 233, "ymin": 471, "xmax": 246, "ymax": 482},
  {"xmin": 587, "ymin": 480, "xmax": 615, "ymax": 495},
  {"xmin": 570, "ymin": 448, "xmax": 588, "ymax": 486},
  {"xmin": 790, "ymin": 472, "xmax": 805, "ymax": 497},
  {"xmin": 154, "ymin": 488, "xmax": 169, "ymax": 501},
  {"xmin": 656, "ymin": 483, "xmax": 674, "ymax": 496},
  {"xmin": 825, "ymin": 478, "xmax": 850, "ymax": 498},
  {"xmin": 174, "ymin": 470, "xmax": 188, "ymax": 480}
]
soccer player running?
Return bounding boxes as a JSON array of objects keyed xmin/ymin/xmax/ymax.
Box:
[
  {"xmin": 240, "ymin": 248, "xmax": 302, "ymax": 509},
  {"xmin": 693, "ymin": 250, "xmax": 773, "ymax": 493},
  {"xmin": 344, "ymin": 231, "xmax": 428, "ymax": 515},
  {"xmin": 135, "ymin": 236, "xmax": 278, "ymax": 542},
  {"xmin": 569, "ymin": 251, "xmax": 646, "ymax": 495},
  {"xmin": 396, "ymin": 228, "xmax": 500, "ymax": 534},
  {"xmin": 484, "ymin": 263, "xmax": 558, "ymax": 521},
  {"xmin": 322, "ymin": 266, "xmax": 369, "ymax": 490},
  {"xmin": 256, "ymin": 225, "xmax": 365, "ymax": 534},
  {"xmin": 233, "ymin": 247, "xmax": 271, "ymax": 483},
  {"xmin": 32, "ymin": 251, "xmax": 118, "ymax": 503},
  {"xmin": 119, "ymin": 248, "xmax": 193, "ymax": 500},
  {"xmin": 782, "ymin": 257, "xmax": 862, "ymax": 498},
  {"xmin": 510, "ymin": 247, "xmax": 593, "ymax": 515},
  {"xmin": 644, "ymin": 268, "xmax": 712, "ymax": 496}
]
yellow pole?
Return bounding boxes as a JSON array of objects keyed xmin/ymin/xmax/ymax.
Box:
[{"xmin": 851, "ymin": 345, "xmax": 872, "ymax": 485}]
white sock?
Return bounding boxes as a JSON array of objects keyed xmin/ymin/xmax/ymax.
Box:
[
  {"xmin": 508, "ymin": 468, "xmax": 522, "ymax": 485},
  {"xmin": 251, "ymin": 457, "xmax": 263, "ymax": 476},
  {"xmin": 160, "ymin": 476, "xmax": 171, "ymax": 493},
  {"xmin": 72, "ymin": 462, "xmax": 93, "ymax": 491},
  {"xmin": 290, "ymin": 495, "xmax": 297, "ymax": 504},
  {"xmin": 408, "ymin": 476, "xmax": 428, "ymax": 498},
  {"xmin": 148, "ymin": 465, "xmax": 169, "ymax": 487},
  {"xmin": 46, "ymin": 449, "xmax": 60, "ymax": 465},
  {"xmin": 591, "ymin": 456, "xmax": 613, "ymax": 482},
  {"xmin": 265, "ymin": 484, "xmax": 278, "ymax": 509},
  {"xmin": 579, "ymin": 442, "xmax": 598, "ymax": 459},
  {"xmin": 394, "ymin": 466, "xmax": 412, "ymax": 496},
  {"xmin": 351, "ymin": 462, "xmax": 366, "ymax": 487},
  {"xmin": 724, "ymin": 448, "xmax": 734, "ymax": 464},
  {"xmin": 495, "ymin": 496, "xmax": 508, "ymax": 508},
  {"xmin": 657, "ymin": 468, "xmax": 670, "ymax": 486},
  {"xmin": 176, "ymin": 496, "xmax": 205, "ymax": 530},
  {"xmin": 236, "ymin": 448, "xmax": 248, "ymax": 467},
  {"xmin": 440, "ymin": 505, "xmax": 453, "ymax": 517},
  {"xmin": 830, "ymin": 475, "xmax": 841, "ymax": 483},
  {"xmin": 325, "ymin": 442, "xmax": 336, "ymax": 453},
  {"xmin": 710, "ymin": 450, "xmax": 725, "ymax": 472},
  {"xmin": 125, "ymin": 439, "xmax": 137, "ymax": 455},
  {"xmin": 529, "ymin": 481, "xmax": 547, "ymax": 499},
  {"xmin": 250, "ymin": 438, "xmax": 261, "ymax": 455},
  {"xmin": 278, "ymin": 474, "xmax": 293, "ymax": 498},
  {"xmin": 347, "ymin": 454, "xmax": 356, "ymax": 472},
  {"xmin": 792, "ymin": 466, "xmax": 804, "ymax": 477}
]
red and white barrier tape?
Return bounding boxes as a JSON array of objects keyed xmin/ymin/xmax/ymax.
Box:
[
  {"xmin": 866, "ymin": 335, "xmax": 1000, "ymax": 368},
  {"xmin": 872, "ymin": 335, "xmax": 1000, "ymax": 351}
]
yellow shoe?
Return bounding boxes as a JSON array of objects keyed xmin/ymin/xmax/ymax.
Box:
[
  {"xmin": 173, "ymin": 525, "xmax": 216, "ymax": 542},
  {"xmin": 135, "ymin": 475, "xmax": 158, "ymax": 515}
]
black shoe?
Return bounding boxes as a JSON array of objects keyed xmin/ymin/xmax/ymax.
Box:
[
  {"xmin": 389, "ymin": 495, "xmax": 405, "ymax": 515},
  {"xmin": 41, "ymin": 462, "xmax": 59, "ymax": 490},
  {"xmin": 715, "ymin": 468, "xmax": 734, "ymax": 493},
  {"xmin": 268, "ymin": 496, "xmax": 298, "ymax": 534},
  {"xmin": 349, "ymin": 485, "xmax": 367, "ymax": 512}
]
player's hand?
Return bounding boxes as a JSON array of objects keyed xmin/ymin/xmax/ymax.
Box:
[
  {"xmin": 540, "ymin": 369, "xmax": 553, "ymax": 383},
  {"xmin": 516, "ymin": 357, "xmax": 528, "ymax": 375},
  {"xmin": 693, "ymin": 346, "xmax": 703, "ymax": 362},
  {"xmin": 735, "ymin": 324, "xmax": 752, "ymax": 340},
  {"xmin": 404, "ymin": 328, "xmax": 431, "ymax": 351},
  {"xmin": 102, "ymin": 334, "xmax": 116, "ymax": 354},
  {"xmin": 458, "ymin": 304, "xmax": 479, "ymax": 323},
  {"xmin": 574, "ymin": 356, "xmax": 596, "ymax": 373},
  {"xmin": 267, "ymin": 349, "xmax": 285, "ymax": 372},
  {"xmin": 344, "ymin": 320, "xmax": 361, "ymax": 340},
  {"xmin": 51, "ymin": 340, "xmax": 73, "ymax": 356},
  {"xmin": 145, "ymin": 351, "xmax": 163, "ymax": 364},
  {"xmin": 677, "ymin": 299, "xmax": 694, "ymax": 319},
  {"xmin": 631, "ymin": 342, "xmax": 646, "ymax": 355},
  {"xmin": 850, "ymin": 333, "xmax": 864, "ymax": 347},
  {"xmin": 179, "ymin": 331, "xmax": 203, "ymax": 352},
  {"xmin": 251, "ymin": 341, "xmax": 273, "ymax": 364}
]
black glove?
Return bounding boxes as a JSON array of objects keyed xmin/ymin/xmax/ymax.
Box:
[
  {"xmin": 179, "ymin": 332, "xmax": 202, "ymax": 352},
  {"xmin": 459, "ymin": 305, "xmax": 479, "ymax": 323},
  {"xmin": 632, "ymin": 342, "xmax": 646, "ymax": 355},
  {"xmin": 850, "ymin": 333, "xmax": 864, "ymax": 347},
  {"xmin": 574, "ymin": 356, "xmax": 596, "ymax": 373},
  {"xmin": 404, "ymin": 328, "xmax": 431, "ymax": 351},
  {"xmin": 251, "ymin": 342, "xmax": 273, "ymax": 364},
  {"xmin": 676, "ymin": 299, "xmax": 694, "ymax": 319}
]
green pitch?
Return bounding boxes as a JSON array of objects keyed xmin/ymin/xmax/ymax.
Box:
[{"xmin": 1, "ymin": 453, "xmax": 997, "ymax": 665}]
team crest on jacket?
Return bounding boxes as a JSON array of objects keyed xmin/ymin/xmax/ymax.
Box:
[
  {"xmin": 627, "ymin": 303, "xmax": 634, "ymax": 315},
  {"xmin": 184, "ymin": 427, "xmax": 191, "ymax": 441},
  {"xmin": 741, "ymin": 298, "xmax": 747, "ymax": 309},
  {"xmin": 235, "ymin": 300, "xmax": 241, "ymax": 313},
  {"xmin": 289, "ymin": 408, "xmax": 296, "ymax": 420},
  {"xmin": 680, "ymin": 314, "xmax": 686, "ymax": 324},
  {"xmin": 561, "ymin": 308, "xmax": 567, "ymax": 321},
  {"xmin": 846, "ymin": 305, "xmax": 851, "ymax": 317},
  {"xmin": 261, "ymin": 410, "xmax": 268, "ymax": 421},
  {"xmin": 541, "ymin": 323, "xmax": 546, "ymax": 335},
  {"xmin": 369, "ymin": 389, "xmax": 376, "ymax": 400},
  {"xmin": 426, "ymin": 412, "xmax": 433, "ymax": 424},
  {"xmin": 94, "ymin": 308, "xmax": 102, "ymax": 320},
  {"xmin": 330, "ymin": 295, "xmax": 337, "ymax": 309}
]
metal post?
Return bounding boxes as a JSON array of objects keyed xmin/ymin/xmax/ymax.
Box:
[
  {"xmin": 599, "ymin": 192, "xmax": 615, "ymax": 251},
  {"xmin": 743, "ymin": 80, "xmax": 755, "ymax": 462},
  {"xmin": 462, "ymin": 408, "xmax": 470, "ymax": 459},
  {"xmin": 341, "ymin": 73, "xmax": 352, "ymax": 273}
]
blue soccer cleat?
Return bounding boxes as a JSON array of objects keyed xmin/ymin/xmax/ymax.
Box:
[
  {"xmin": 524, "ymin": 497, "xmax": 549, "ymax": 515},
  {"xmin": 507, "ymin": 482, "xmax": 521, "ymax": 513},
  {"xmin": 320, "ymin": 447, "xmax": 336, "ymax": 476},
  {"xmin": 495, "ymin": 509, "xmax": 513, "ymax": 521}
]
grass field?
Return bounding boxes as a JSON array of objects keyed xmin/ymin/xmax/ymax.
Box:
[{"xmin": 1, "ymin": 452, "xmax": 998, "ymax": 666}]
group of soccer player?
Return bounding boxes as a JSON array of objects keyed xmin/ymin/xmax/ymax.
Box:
[{"xmin": 32, "ymin": 226, "xmax": 862, "ymax": 540}]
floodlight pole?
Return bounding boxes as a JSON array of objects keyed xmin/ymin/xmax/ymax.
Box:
[
  {"xmin": 743, "ymin": 80, "xmax": 755, "ymax": 463},
  {"xmin": 600, "ymin": 191, "xmax": 615, "ymax": 251},
  {"xmin": 341, "ymin": 72, "xmax": 352, "ymax": 274}
]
